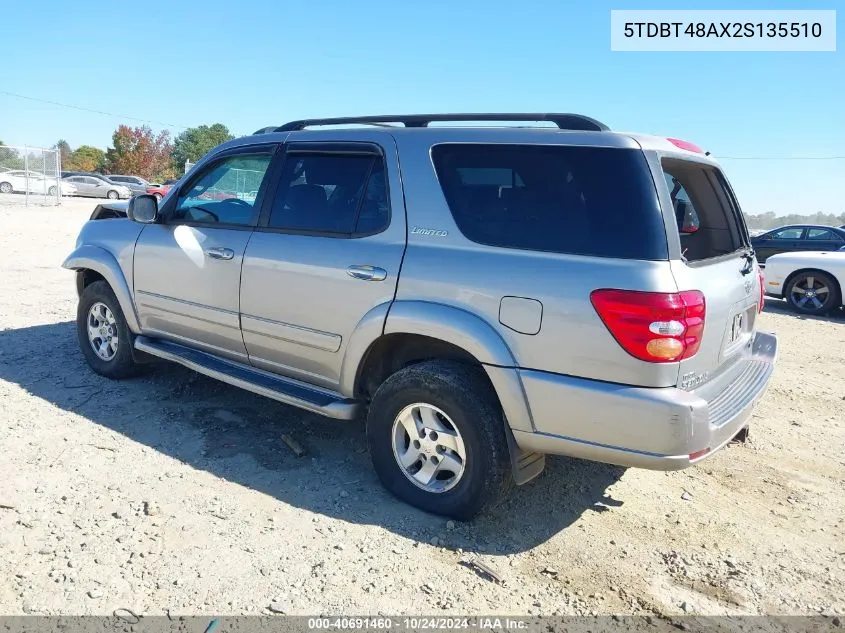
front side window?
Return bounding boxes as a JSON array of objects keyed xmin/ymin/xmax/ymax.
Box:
[
  {"xmin": 771, "ymin": 228, "xmax": 804, "ymax": 240},
  {"xmin": 267, "ymin": 152, "xmax": 389, "ymax": 235},
  {"xmin": 173, "ymin": 154, "xmax": 272, "ymax": 226}
]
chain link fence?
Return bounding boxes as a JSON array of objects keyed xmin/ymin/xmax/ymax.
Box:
[{"xmin": 0, "ymin": 145, "xmax": 62, "ymax": 206}]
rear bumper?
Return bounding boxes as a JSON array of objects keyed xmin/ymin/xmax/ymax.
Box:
[{"xmin": 512, "ymin": 331, "xmax": 778, "ymax": 471}]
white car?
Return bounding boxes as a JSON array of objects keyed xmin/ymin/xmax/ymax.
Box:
[
  {"xmin": 0, "ymin": 170, "xmax": 78, "ymax": 196},
  {"xmin": 764, "ymin": 250, "xmax": 845, "ymax": 315}
]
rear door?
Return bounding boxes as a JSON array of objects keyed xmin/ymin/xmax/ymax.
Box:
[
  {"xmin": 659, "ymin": 158, "xmax": 760, "ymax": 388},
  {"xmin": 239, "ymin": 139, "xmax": 406, "ymax": 391},
  {"xmin": 805, "ymin": 227, "xmax": 845, "ymax": 253}
]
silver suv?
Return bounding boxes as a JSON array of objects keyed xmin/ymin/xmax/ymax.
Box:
[{"xmin": 63, "ymin": 113, "xmax": 777, "ymax": 519}]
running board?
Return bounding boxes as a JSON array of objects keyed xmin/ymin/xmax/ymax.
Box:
[{"xmin": 134, "ymin": 336, "xmax": 362, "ymax": 420}]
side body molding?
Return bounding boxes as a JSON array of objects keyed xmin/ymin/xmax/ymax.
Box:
[
  {"xmin": 339, "ymin": 300, "xmax": 535, "ymax": 433},
  {"xmin": 62, "ymin": 244, "xmax": 141, "ymax": 333}
]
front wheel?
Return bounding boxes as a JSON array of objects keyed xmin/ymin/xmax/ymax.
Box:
[
  {"xmin": 0, "ymin": 181, "xmax": 12, "ymax": 194},
  {"xmin": 153, "ymin": 192, "xmax": 163, "ymax": 202},
  {"xmin": 106, "ymin": 190, "xmax": 119, "ymax": 200},
  {"xmin": 48, "ymin": 185, "xmax": 58, "ymax": 196},
  {"xmin": 785, "ymin": 271, "xmax": 840, "ymax": 315},
  {"xmin": 366, "ymin": 360, "xmax": 511, "ymax": 520},
  {"xmin": 76, "ymin": 280, "xmax": 140, "ymax": 379}
]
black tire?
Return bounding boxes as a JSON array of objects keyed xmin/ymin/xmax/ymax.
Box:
[
  {"xmin": 76, "ymin": 280, "xmax": 139, "ymax": 379},
  {"xmin": 785, "ymin": 270, "xmax": 841, "ymax": 315},
  {"xmin": 153, "ymin": 192, "xmax": 163, "ymax": 202},
  {"xmin": 48, "ymin": 185, "xmax": 58, "ymax": 196},
  {"xmin": 0, "ymin": 181, "xmax": 12, "ymax": 194},
  {"xmin": 366, "ymin": 360, "xmax": 511, "ymax": 520},
  {"xmin": 106, "ymin": 190, "xmax": 119, "ymax": 200}
]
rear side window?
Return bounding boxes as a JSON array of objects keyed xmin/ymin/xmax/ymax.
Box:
[
  {"xmin": 267, "ymin": 153, "xmax": 389, "ymax": 235},
  {"xmin": 431, "ymin": 144, "xmax": 667, "ymax": 260},
  {"xmin": 661, "ymin": 160, "xmax": 748, "ymax": 262},
  {"xmin": 807, "ymin": 228, "xmax": 841, "ymax": 241}
]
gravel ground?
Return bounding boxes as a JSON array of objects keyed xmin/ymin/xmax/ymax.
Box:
[{"xmin": 1, "ymin": 197, "xmax": 843, "ymax": 618}]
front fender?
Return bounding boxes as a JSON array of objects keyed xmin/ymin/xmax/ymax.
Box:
[{"xmin": 62, "ymin": 245, "xmax": 141, "ymax": 333}]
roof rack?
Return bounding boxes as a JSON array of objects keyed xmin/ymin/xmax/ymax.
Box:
[{"xmin": 253, "ymin": 113, "xmax": 610, "ymax": 135}]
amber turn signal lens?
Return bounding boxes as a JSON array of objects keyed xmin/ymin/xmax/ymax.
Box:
[{"xmin": 645, "ymin": 338, "xmax": 684, "ymax": 359}]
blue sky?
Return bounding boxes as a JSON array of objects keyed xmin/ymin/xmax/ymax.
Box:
[{"xmin": 1, "ymin": 0, "xmax": 841, "ymax": 216}]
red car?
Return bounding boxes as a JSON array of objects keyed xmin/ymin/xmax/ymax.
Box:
[{"xmin": 146, "ymin": 179, "xmax": 179, "ymax": 201}]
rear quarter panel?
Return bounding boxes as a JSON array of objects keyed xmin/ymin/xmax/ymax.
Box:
[{"xmin": 391, "ymin": 130, "xmax": 682, "ymax": 388}]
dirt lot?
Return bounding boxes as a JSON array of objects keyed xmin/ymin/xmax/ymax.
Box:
[{"xmin": 0, "ymin": 197, "xmax": 843, "ymax": 618}]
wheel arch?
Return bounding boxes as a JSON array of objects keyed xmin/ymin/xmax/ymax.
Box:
[
  {"xmin": 63, "ymin": 244, "xmax": 142, "ymax": 333},
  {"xmin": 341, "ymin": 301, "xmax": 535, "ymax": 434}
]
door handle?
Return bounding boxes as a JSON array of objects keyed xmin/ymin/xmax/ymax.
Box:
[
  {"xmin": 346, "ymin": 265, "xmax": 387, "ymax": 281},
  {"xmin": 205, "ymin": 247, "xmax": 235, "ymax": 260}
]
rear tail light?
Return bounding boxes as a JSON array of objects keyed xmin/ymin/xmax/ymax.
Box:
[
  {"xmin": 757, "ymin": 268, "xmax": 765, "ymax": 313},
  {"xmin": 590, "ymin": 289, "xmax": 706, "ymax": 363}
]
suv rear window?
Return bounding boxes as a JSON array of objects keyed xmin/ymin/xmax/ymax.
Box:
[
  {"xmin": 661, "ymin": 159, "xmax": 748, "ymax": 262},
  {"xmin": 431, "ymin": 144, "xmax": 667, "ymax": 260}
]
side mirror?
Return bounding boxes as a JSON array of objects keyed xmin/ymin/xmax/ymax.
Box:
[{"xmin": 127, "ymin": 194, "xmax": 159, "ymax": 224}]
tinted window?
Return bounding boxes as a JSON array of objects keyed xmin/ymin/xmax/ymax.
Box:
[
  {"xmin": 267, "ymin": 153, "xmax": 389, "ymax": 235},
  {"xmin": 772, "ymin": 228, "xmax": 804, "ymax": 240},
  {"xmin": 431, "ymin": 144, "xmax": 666, "ymax": 259},
  {"xmin": 173, "ymin": 154, "xmax": 272, "ymax": 226},
  {"xmin": 807, "ymin": 228, "xmax": 841, "ymax": 241}
]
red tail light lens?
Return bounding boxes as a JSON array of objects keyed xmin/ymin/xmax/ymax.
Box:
[
  {"xmin": 590, "ymin": 289, "xmax": 706, "ymax": 363},
  {"xmin": 757, "ymin": 268, "xmax": 765, "ymax": 313}
]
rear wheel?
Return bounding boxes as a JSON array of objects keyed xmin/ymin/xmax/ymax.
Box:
[
  {"xmin": 76, "ymin": 281, "xmax": 140, "ymax": 379},
  {"xmin": 0, "ymin": 181, "xmax": 11, "ymax": 194},
  {"xmin": 107, "ymin": 190, "xmax": 119, "ymax": 200},
  {"xmin": 366, "ymin": 360, "xmax": 511, "ymax": 520},
  {"xmin": 153, "ymin": 192, "xmax": 163, "ymax": 202},
  {"xmin": 785, "ymin": 271, "xmax": 840, "ymax": 315},
  {"xmin": 48, "ymin": 185, "xmax": 58, "ymax": 196}
]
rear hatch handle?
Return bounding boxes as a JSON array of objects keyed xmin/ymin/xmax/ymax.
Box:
[{"xmin": 740, "ymin": 249, "xmax": 755, "ymax": 275}]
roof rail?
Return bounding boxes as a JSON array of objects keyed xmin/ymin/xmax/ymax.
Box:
[{"xmin": 253, "ymin": 113, "xmax": 610, "ymax": 135}]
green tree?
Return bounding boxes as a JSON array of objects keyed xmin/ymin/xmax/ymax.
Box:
[
  {"xmin": 66, "ymin": 145, "xmax": 106, "ymax": 172},
  {"xmin": 105, "ymin": 125, "xmax": 173, "ymax": 181},
  {"xmin": 171, "ymin": 123, "xmax": 234, "ymax": 172},
  {"xmin": 0, "ymin": 141, "xmax": 24, "ymax": 170},
  {"xmin": 54, "ymin": 139, "xmax": 72, "ymax": 169},
  {"xmin": 745, "ymin": 211, "xmax": 845, "ymax": 230}
]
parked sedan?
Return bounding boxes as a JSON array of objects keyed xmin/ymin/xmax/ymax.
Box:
[
  {"xmin": 751, "ymin": 225, "xmax": 845, "ymax": 264},
  {"xmin": 0, "ymin": 170, "xmax": 78, "ymax": 196},
  {"xmin": 764, "ymin": 250, "xmax": 845, "ymax": 315},
  {"xmin": 106, "ymin": 174, "xmax": 151, "ymax": 195},
  {"xmin": 63, "ymin": 175, "xmax": 132, "ymax": 199},
  {"xmin": 146, "ymin": 178, "xmax": 179, "ymax": 201}
]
